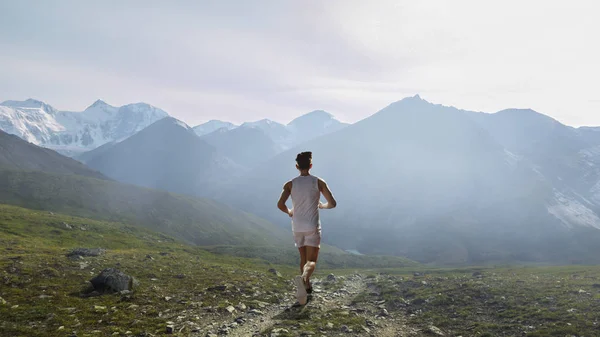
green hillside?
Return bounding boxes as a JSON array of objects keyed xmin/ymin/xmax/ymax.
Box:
[{"xmin": 0, "ymin": 169, "xmax": 289, "ymax": 247}]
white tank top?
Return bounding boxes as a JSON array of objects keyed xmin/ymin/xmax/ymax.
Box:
[{"xmin": 290, "ymin": 175, "xmax": 321, "ymax": 232}]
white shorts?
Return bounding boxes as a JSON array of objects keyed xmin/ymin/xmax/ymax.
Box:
[{"xmin": 293, "ymin": 228, "xmax": 322, "ymax": 248}]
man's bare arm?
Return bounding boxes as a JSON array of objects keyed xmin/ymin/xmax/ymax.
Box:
[
  {"xmin": 318, "ymin": 178, "xmax": 337, "ymax": 209},
  {"xmin": 277, "ymin": 181, "xmax": 293, "ymax": 216}
]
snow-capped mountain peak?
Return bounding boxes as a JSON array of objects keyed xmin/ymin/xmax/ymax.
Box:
[
  {"xmin": 0, "ymin": 98, "xmax": 59, "ymax": 114},
  {"xmin": 0, "ymin": 99, "xmax": 169, "ymax": 156}
]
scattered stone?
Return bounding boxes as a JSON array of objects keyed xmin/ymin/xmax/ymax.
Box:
[
  {"xmin": 0, "ymin": 297, "xmax": 7, "ymax": 305},
  {"xmin": 67, "ymin": 248, "xmax": 106, "ymax": 258},
  {"xmin": 472, "ymin": 271, "xmax": 483, "ymax": 277},
  {"xmin": 88, "ymin": 268, "xmax": 138, "ymax": 294},
  {"xmin": 164, "ymin": 296, "xmax": 172, "ymax": 302},
  {"xmin": 58, "ymin": 326, "xmax": 64, "ymax": 331},
  {"xmin": 340, "ymin": 325, "xmax": 352, "ymax": 333},
  {"xmin": 248, "ymin": 309, "xmax": 264, "ymax": 315},
  {"xmin": 268, "ymin": 268, "xmax": 282, "ymax": 277},
  {"xmin": 175, "ymin": 274, "xmax": 185, "ymax": 279},
  {"xmin": 361, "ymin": 325, "xmax": 371, "ymax": 333},
  {"xmin": 413, "ymin": 272, "xmax": 423, "ymax": 277},
  {"xmin": 159, "ymin": 252, "xmax": 169, "ymax": 256},
  {"xmin": 237, "ymin": 303, "xmax": 247, "ymax": 310},
  {"xmin": 120, "ymin": 290, "xmax": 131, "ymax": 295},
  {"xmin": 11, "ymin": 305, "xmax": 19, "ymax": 309},
  {"xmin": 379, "ymin": 308, "xmax": 389, "ymax": 317},
  {"xmin": 166, "ymin": 323, "xmax": 174, "ymax": 334},
  {"xmin": 145, "ymin": 254, "xmax": 154, "ymax": 260},
  {"xmin": 327, "ymin": 274, "xmax": 336, "ymax": 282},
  {"xmin": 272, "ymin": 328, "xmax": 289, "ymax": 333},
  {"xmin": 79, "ymin": 262, "xmax": 89, "ymax": 270},
  {"xmin": 428, "ymin": 325, "xmax": 445, "ymax": 336},
  {"xmin": 225, "ymin": 306, "xmax": 236, "ymax": 313},
  {"xmin": 63, "ymin": 222, "xmax": 73, "ymax": 230},
  {"xmin": 207, "ymin": 285, "xmax": 227, "ymax": 292},
  {"xmin": 39, "ymin": 294, "xmax": 53, "ymax": 299},
  {"xmin": 94, "ymin": 305, "xmax": 107, "ymax": 312},
  {"xmin": 325, "ymin": 322, "xmax": 334, "ymax": 329}
]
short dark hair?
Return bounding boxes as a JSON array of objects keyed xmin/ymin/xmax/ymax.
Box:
[{"xmin": 296, "ymin": 151, "xmax": 312, "ymax": 170}]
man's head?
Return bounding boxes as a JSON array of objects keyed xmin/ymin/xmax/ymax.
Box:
[{"xmin": 296, "ymin": 151, "xmax": 312, "ymax": 171}]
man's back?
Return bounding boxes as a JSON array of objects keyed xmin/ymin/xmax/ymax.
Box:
[{"xmin": 290, "ymin": 175, "xmax": 320, "ymax": 232}]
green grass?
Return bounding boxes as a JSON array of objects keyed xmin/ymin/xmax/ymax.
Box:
[
  {"xmin": 0, "ymin": 204, "xmax": 296, "ymax": 337},
  {"xmin": 354, "ymin": 267, "xmax": 600, "ymax": 336}
]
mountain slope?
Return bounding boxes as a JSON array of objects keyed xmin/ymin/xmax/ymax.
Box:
[
  {"xmin": 241, "ymin": 119, "xmax": 292, "ymax": 148},
  {"xmin": 81, "ymin": 117, "xmax": 239, "ymax": 196},
  {"xmin": 0, "ymin": 169, "xmax": 289, "ymax": 246},
  {"xmin": 214, "ymin": 95, "xmax": 600, "ymax": 265},
  {"xmin": 0, "ymin": 99, "xmax": 168, "ymax": 156},
  {"xmin": 0, "ymin": 129, "xmax": 106, "ymax": 179},
  {"xmin": 200, "ymin": 126, "xmax": 282, "ymax": 169},
  {"xmin": 287, "ymin": 110, "xmax": 348, "ymax": 144},
  {"xmin": 470, "ymin": 108, "xmax": 600, "ymax": 228},
  {"xmin": 193, "ymin": 120, "xmax": 237, "ymax": 136}
]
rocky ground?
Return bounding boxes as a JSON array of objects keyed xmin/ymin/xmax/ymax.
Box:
[{"xmin": 4, "ymin": 206, "xmax": 600, "ymax": 336}]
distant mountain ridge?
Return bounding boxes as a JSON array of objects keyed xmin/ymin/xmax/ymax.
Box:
[
  {"xmin": 0, "ymin": 98, "xmax": 168, "ymax": 156},
  {"xmin": 193, "ymin": 110, "xmax": 349, "ymax": 150},
  {"xmin": 79, "ymin": 117, "xmax": 240, "ymax": 196}
]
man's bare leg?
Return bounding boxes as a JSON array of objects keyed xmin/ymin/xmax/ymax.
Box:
[
  {"xmin": 302, "ymin": 246, "xmax": 320, "ymax": 287},
  {"xmin": 298, "ymin": 246, "xmax": 307, "ymax": 276}
]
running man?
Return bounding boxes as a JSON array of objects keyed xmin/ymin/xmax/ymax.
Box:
[{"xmin": 277, "ymin": 151, "xmax": 337, "ymax": 305}]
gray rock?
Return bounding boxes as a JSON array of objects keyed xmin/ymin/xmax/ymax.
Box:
[
  {"xmin": 225, "ymin": 306, "xmax": 236, "ymax": 313},
  {"xmin": 268, "ymin": 268, "xmax": 282, "ymax": 277},
  {"xmin": 0, "ymin": 297, "xmax": 7, "ymax": 305},
  {"xmin": 428, "ymin": 325, "xmax": 445, "ymax": 336},
  {"xmin": 341, "ymin": 325, "xmax": 352, "ymax": 333},
  {"xmin": 67, "ymin": 248, "xmax": 106, "ymax": 258},
  {"xmin": 166, "ymin": 324, "xmax": 174, "ymax": 334},
  {"xmin": 89, "ymin": 268, "xmax": 137, "ymax": 294},
  {"xmin": 207, "ymin": 285, "xmax": 227, "ymax": 291},
  {"xmin": 379, "ymin": 308, "xmax": 389, "ymax": 317},
  {"xmin": 327, "ymin": 274, "xmax": 336, "ymax": 282}
]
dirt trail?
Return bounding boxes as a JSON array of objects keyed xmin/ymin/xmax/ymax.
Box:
[{"xmin": 217, "ymin": 273, "xmax": 422, "ymax": 337}]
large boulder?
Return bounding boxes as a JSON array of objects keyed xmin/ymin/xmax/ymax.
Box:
[{"xmin": 89, "ymin": 268, "xmax": 137, "ymax": 293}]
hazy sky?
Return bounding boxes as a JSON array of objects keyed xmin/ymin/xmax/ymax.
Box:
[{"xmin": 0, "ymin": 1, "xmax": 598, "ymax": 126}]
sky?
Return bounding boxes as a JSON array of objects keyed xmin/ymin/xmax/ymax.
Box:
[{"xmin": 0, "ymin": 0, "xmax": 599, "ymax": 127}]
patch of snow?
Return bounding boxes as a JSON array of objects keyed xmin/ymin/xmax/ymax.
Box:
[{"xmin": 547, "ymin": 190, "xmax": 600, "ymax": 230}]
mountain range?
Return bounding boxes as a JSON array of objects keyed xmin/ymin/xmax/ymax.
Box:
[
  {"xmin": 213, "ymin": 95, "xmax": 600, "ymax": 265},
  {"xmin": 0, "ymin": 99, "xmax": 168, "ymax": 156},
  {"xmin": 3, "ymin": 94, "xmax": 600, "ymax": 265}
]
